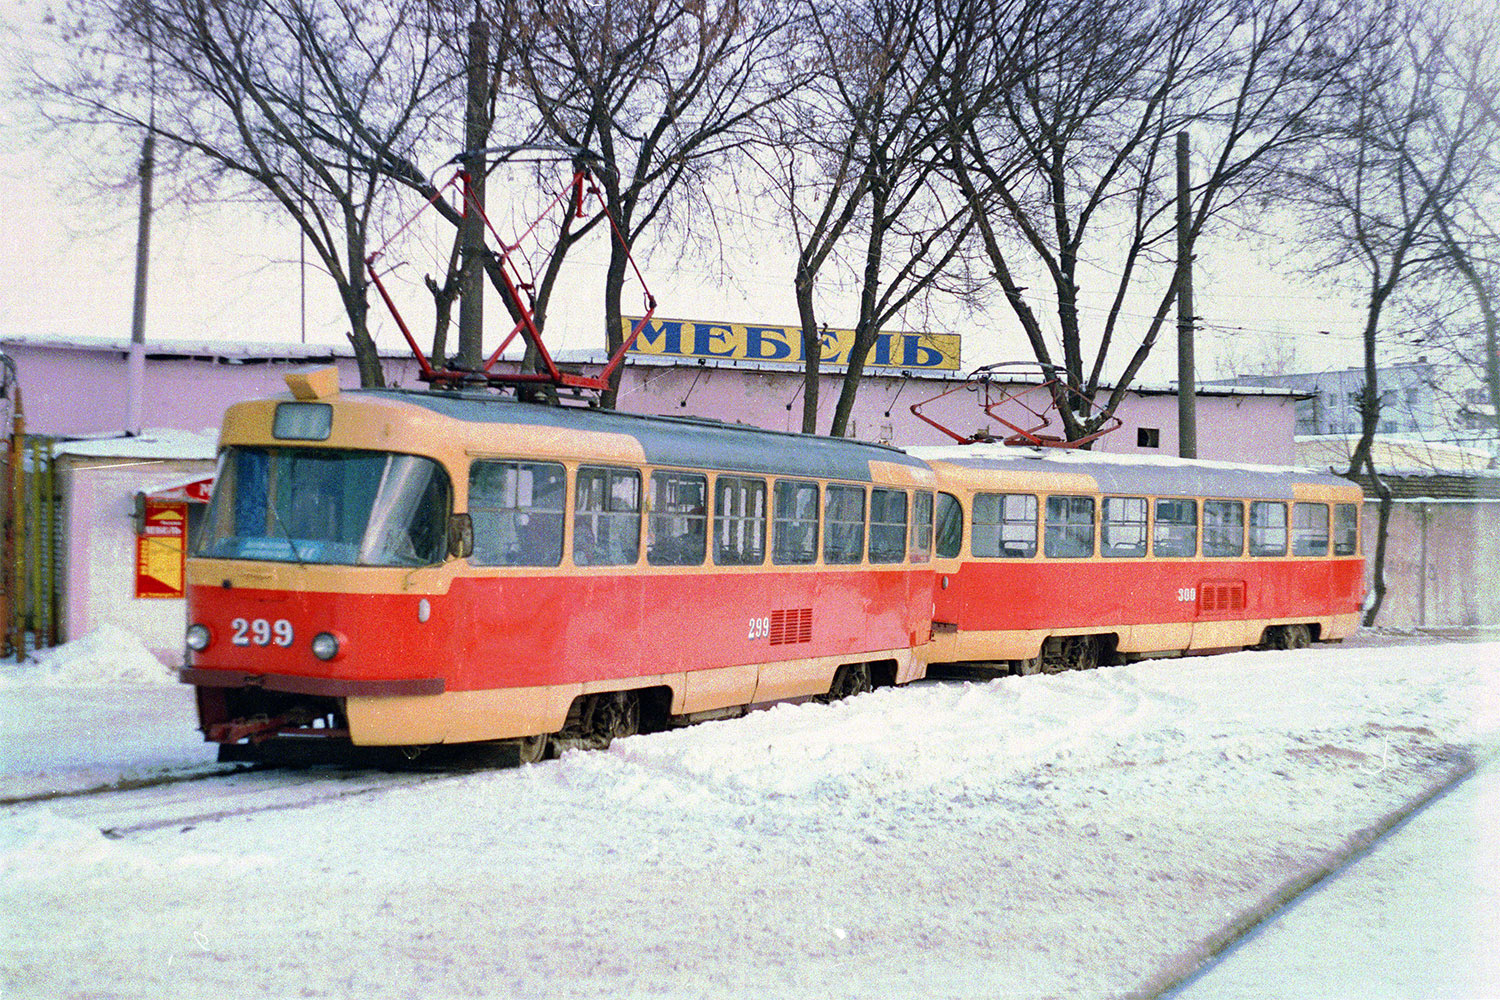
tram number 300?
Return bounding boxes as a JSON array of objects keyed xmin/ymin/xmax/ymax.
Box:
[{"xmin": 231, "ymin": 617, "xmax": 295, "ymax": 647}]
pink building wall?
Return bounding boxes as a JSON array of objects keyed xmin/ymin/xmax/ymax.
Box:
[{"xmin": 2, "ymin": 337, "xmax": 1297, "ymax": 464}]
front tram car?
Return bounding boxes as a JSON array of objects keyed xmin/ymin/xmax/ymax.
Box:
[{"xmin": 182, "ymin": 368, "xmax": 937, "ymax": 760}]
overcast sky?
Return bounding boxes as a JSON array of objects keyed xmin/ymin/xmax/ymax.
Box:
[{"xmin": 0, "ymin": 0, "xmax": 1373, "ymax": 384}]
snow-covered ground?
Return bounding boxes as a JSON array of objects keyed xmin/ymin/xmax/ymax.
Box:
[{"xmin": 1, "ymin": 630, "xmax": 1496, "ymax": 999}]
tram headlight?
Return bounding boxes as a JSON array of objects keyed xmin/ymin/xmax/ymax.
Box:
[
  {"xmin": 186, "ymin": 624, "xmax": 212, "ymax": 652},
  {"xmin": 311, "ymin": 632, "xmax": 342, "ymax": 662}
]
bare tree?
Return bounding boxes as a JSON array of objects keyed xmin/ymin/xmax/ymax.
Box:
[
  {"xmin": 1289, "ymin": 1, "xmax": 1488, "ymax": 623},
  {"xmin": 497, "ymin": 0, "xmax": 798, "ymax": 408},
  {"xmin": 1416, "ymin": 11, "xmax": 1500, "ymax": 454},
  {"xmin": 35, "ymin": 0, "xmax": 468, "ymax": 387},
  {"xmin": 755, "ymin": 0, "xmax": 997, "ymax": 436},
  {"xmin": 940, "ymin": 0, "xmax": 1359, "ymax": 441}
]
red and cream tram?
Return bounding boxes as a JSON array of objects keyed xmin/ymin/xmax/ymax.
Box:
[
  {"xmin": 181, "ymin": 367, "xmax": 1364, "ymax": 759},
  {"xmin": 915, "ymin": 445, "xmax": 1365, "ymax": 673},
  {"xmin": 182, "ymin": 367, "xmax": 938, "ymax": 759}
]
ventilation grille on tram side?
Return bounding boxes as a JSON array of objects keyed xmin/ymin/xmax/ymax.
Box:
[
  {"xmin": 1199, "ymin": 581, "xmax": 1246, "ymax": 613},
  {"xmin": 770, "ymin": 607, "xmax": 814, "ymax": 645}
]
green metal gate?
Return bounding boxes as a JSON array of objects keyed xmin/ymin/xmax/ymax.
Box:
[{"xmin": 5, "ymin": 435, "xmax": 60, "ymax": 659}]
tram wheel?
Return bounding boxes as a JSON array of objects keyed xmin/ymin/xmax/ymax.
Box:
[
  {"xmin": 594, "ymin": 691, "xmax": 640, "ymax": 746},
  {"xmin": 1062, "ymin": 635, "xmax": 1099, "ymax": 672},
  {"xmin": 823, "ymin": 663, "xmax": 872, "ymax": 702},
  {"xmin": 1265, "ymin": 624, "xmax": 1312, "ymax": 651},
  {"xmin": 1014, "ymin": 653, "xmax": 1043, "ymax": 676},
  {"xmin": 516, "ymin": 733, "xmax": 550, "ymax": 765},
  {"xmin": 551, "ymin": 690, "xmax": 641, "ymax": 755}
]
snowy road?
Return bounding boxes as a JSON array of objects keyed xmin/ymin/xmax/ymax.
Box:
[
  {"xmin": 1, "ymin": 630, "xmax": 1496, "ymax": 999},
  {"xmin": 1175, "ymin": 756, "xmax": 1500, "ymax": 999}
]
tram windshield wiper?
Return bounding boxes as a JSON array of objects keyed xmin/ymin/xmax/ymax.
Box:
[{"xmin": 264, "ymin": 496, "xmax": 310, "ymax": 568}]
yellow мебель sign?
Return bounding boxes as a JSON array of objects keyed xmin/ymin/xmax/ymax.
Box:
[{"xmin": 624, "ymin": 317, "xmax": 960, "ymax": 371}]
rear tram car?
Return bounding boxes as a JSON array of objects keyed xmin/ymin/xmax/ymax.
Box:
[
  {"xmin": 182, "ymin": 368, "xmax": 937, "ymax": 759},
  {"xmin": 915, "ymin": 445, "xmax": 1365, "ymax": 674}
]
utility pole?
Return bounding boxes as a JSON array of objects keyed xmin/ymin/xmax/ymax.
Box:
[
  {"xmin": 126, "ymin": 128, "xmax": 154, "ymax": 436},
  {"xmin": 457, "ymin": 9, "xmax": 490, "ymax": 372},
  {"xmin": 1176, "ymin": 130, "xmax": 1198, "ymax": 459}
]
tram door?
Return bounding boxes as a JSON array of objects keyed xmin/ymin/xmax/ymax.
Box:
[{"xmin": 930, "ymin": 492, "xmax": 965, "ymax": 629}]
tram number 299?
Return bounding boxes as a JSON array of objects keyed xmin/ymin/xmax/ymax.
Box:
[{"xmin": 231, "ymin": 617, "xmax": 295, "ymax": 647}]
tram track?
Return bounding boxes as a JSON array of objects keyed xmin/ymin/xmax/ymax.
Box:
[
  {"xmin": 1, "ymin": 758, "xmax": 448, "ymax": 840},
  {"xmin": 0, "ymin": 763, "xmax": 256, "ymax": 808},
  {"xmin": 1, "ymin": 728, "xmax": 570, "ymax": 839}
]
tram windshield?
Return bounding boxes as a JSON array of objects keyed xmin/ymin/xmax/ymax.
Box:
[{"xmin": 196, "ymin": 447, "xmax": 451, "ymax": 566}]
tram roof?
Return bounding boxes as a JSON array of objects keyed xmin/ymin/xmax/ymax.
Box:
[
  {"xmin": 907, "ymin": 444, "xmax": 1358, "ymax": 500},
  {"xmin": 361, "ymin": 389, "xmax": 928, "ymax": 482}
]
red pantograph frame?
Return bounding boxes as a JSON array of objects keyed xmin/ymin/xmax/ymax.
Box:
[
  {"xmin": 366, "ymin": 163, "xmax": 657, "ymax": 394},
  {"xmin": 909, "ymin": 362, "xmax": 1122, "ymax": 447}
]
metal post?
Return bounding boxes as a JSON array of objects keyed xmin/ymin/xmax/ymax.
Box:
[
  {"xmin": 3, "ymin": 373, "xmax": 20, "ymax": 659},
  {"xmin": 42, "ymin": 439, "xmax": 56, "ymax": 647},
  {"xmin": 1176, "ymin": 130, "xmax": 1198, "ymax": 459},
  {"xmin": 1418, "ymin": 502, "xmax": 1429, "ymax": 627},
  {"xmin": 28, "ymin": 439, "xmax": 42, "ymax": 650}
]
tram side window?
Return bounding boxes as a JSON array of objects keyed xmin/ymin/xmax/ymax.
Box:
[
  {"xmin": 1292, "ymin": 502, "xmax": 1330, "ymax": 556},
  {"xmin": 934, "ymin": 492, "xmax": 963, "ymax": 559},
  {"xmin": 869, "ymin": 488, "xmax": 908, "ymax": 563},
  {"xmin": 1102, "ymin": 496, "xmax": 1147, "ymax": 558},
  {"xmin": 648, "ymin": 471, "xmax": 708, "ymax": 566},
  {"xmin": 972, "ymin": 493, "xmax": 1037, "ymax": 558},
  {"xmin": 1334, "ymin": 503, "xmax": 1359, "ymax": 556},
  {"xmin": 1249, "ymin": 501, "xmax": 1288, "ymax": 557},
  {"xmin": 713, "ymin": 476, "xmax": 766, "ymax": 566},
  {"xmin": 1203, "ymin": 500, "xmax": 1244, "ymax": 557},
  {"xmin": 575, "ymin": 466, "xmax": 641, "ymax": 566},
  {"xmin": 1153, "ymin": 499, "xmax": 1198, "ymax": 558},
  {"xmin": 469, "ymin": 460, "xmax": 565, "ymax": 567},
  {"xmin": 1045, "ymin": 495, "xmax": 1095, "ymax": 559},
  {"xmin": 824, "ymin": 484, "xmax": 866, "ymax": 565},
  {"xmin": 910, "ymin": 490, "xmax": 934, "ymax": 563},
  {"xmin": 772, "ymin": 479, "xmax": 819, "ymax": 565}
]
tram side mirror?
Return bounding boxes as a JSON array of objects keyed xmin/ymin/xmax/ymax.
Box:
[{"xmin": 448, "ymin": 514, "xmax": 474, "ymax": 559}]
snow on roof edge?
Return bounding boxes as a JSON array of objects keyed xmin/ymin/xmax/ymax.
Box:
[
  {"xmin": 52, "ymin": 428, "xmax": 219, "ymax": 460},
  {"xmin": 2, "ymin": 335, "xmax": 1303, "ymax": 397}
]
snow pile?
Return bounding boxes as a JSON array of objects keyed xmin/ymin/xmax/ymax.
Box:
[
  {"xmin": 12, "ymin": 624, "xmax": 177, "ymax": 688},
  {"xmin": 0, "ymin": 627, "xmax": 209, "ymax": 802},
  {"xmin": 0, "ymin": 808, "xmax": 117, "ymax": 877},
  {"xmin": 565, "ymin": 649, "xmax": 1482, "ymax": 825}
]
